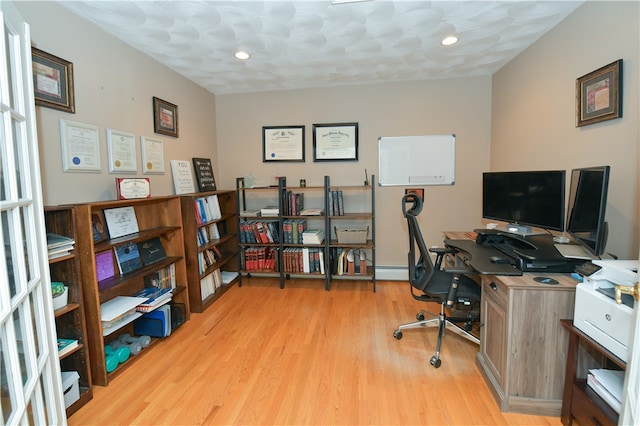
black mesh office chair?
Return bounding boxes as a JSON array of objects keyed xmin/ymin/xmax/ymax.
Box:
[{"xmin": 393, "ymin": 193, "xmax": 481, "ymax": 368}]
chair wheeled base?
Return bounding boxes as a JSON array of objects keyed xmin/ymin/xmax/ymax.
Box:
[{"xmin": 393, "ymin": 302, "xmax": 479, "ymax": 368}]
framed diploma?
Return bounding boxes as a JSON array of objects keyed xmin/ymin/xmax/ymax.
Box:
[
  {"xmin": 59, "ymin": 119, "xmax": 101, "ymax": 172},
  {"xmin": 107, "ymin": 129, "xmax": 137, "ymax": 173},
  {"xmin": 141, "ymin": 136, "xmax": 165, "ymax": 174},
  {"xmin": 115, "ymin": 178, "xmax": 151, "ymax": 200},
  {"xmin": 262, "ymin": 125, "xmax": 305, "ymax": 162},
  {"xmin": 313, "ymin": 122, "xmax": 358, "ymax": 161}
]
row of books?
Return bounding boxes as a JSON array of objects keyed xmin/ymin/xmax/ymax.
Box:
[
  {"xmin": 143, "ymin": 263, "xmax": 177, "ymax": 290},
  {"xmin": 239, "ymin": 220, "xmax": 279, "ymax": 244},
  {"xmin": 331, "ymin": 248, "xmax": 368, "ymax": 275},
  {"xmin": 47, "ymin": 233, "xmax": 75, "ymax": 259},
  {"xmin": 283, "ymin": 219, "xmax": 307, "ymax": 244},
  {"xmin": 241, "ymin": 247, "xmax": 279, "ymax": 271},
  {"xmin": 196, "ymin": 223, "xmax": 221, "ymax": 247},
  {"xmin": 97, "ymin": 236, "xmax": 168, "ymax": 280},
  {"xmin": 197, "ymin": 246, "xmax": 222, "ymax": 275},
  {"xmin": 283, "ymin": 191, "xmax": 304, "ymax": 215},
  {"xmin": 200, "ymin": 268, "xmax": 223, "ymax": 301},
  {"xmin": 327, "ymin": 190, "xmax": 345, "ymax": 216},
  {"xmin": 194, "ymin": 194, "xmax": 222, "ymax": 225},
  {"xmin": 282, "ymin": 247, "xmax": 325, "ymax": 274}
]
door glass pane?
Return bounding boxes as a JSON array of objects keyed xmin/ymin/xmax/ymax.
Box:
[
  {"xmin": 13, "ymin": 307, "xmax": 32, "ymax": 386},
  {"xmin": 20, "ymin": 206, "xmax": 34, "ymax": 283},
  {"xmin": 2, "ymin": 209, "xmax": 18, "ymax": 298},
  {"xmin": 12, "ymin": 119, "xmax": 24, "ymax": 200},
  {"xmin": 28, "ymin": 292, "xmax": 42, "ymax": 359},
  {"xmin": 1, "ymin": 327, "xmax": 17, "ymax": 424}
]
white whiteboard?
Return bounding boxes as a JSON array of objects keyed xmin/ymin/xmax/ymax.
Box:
[{"xmin": 378, "ymin": 134, "xmax": 455, "ymax": 186}]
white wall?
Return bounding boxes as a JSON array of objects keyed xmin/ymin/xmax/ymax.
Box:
[
  {"xmin": 216, "ymin": 79, "xmax": 493, "ymax": 267},
  {"xmin": 15, "ymin": 1, "xmax": 639, "ymax": 266},
  {"xmin": 16, "ymin": 2, "xmax": 218, "ymax": 205},
  {"xmin": 492, "ymin": 1, "xmax": 639, "ymax": 259}
]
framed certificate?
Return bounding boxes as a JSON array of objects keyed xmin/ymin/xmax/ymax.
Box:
[
  {"xmin": 262, "ymin": 125, "xmax": 305, "ymax": 162},
  {"xmin": 141, "ymin": 136, "xmax": 165, "ymax": 174},
  {"xmin": 59, "ymin": 119, "xmax": 101, "ymax": 172},
  {"xmin": 313, "ymin": 122, "xmax": 358, "ymax": 161},
  {"xmin": 107, "ymin": 129, "xmax": 137, "ymax": 173}
]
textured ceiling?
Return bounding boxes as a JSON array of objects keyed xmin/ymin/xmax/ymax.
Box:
[{"xmin": 59, "ymin": 0, "xmax": 583, "ymax": 95}]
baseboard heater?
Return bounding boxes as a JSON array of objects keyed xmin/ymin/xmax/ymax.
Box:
[{"xmin": 375, "ymin": 266, "xmax": 408, "ymax": 281}]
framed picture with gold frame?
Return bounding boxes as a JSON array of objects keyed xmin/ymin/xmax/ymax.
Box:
[
  {"xmin": 576, "ymin": 59, "xmax": 622, "ymax": 127},
  {"xmin": 31, "ymin": 47, "xmax": 75, "ymax": 113},
  {"xmin": 153, "ymin": 96, "xmax": 179, "ymax": 137}
]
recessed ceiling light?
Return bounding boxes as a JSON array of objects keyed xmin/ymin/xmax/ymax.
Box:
[
  {"xmin": 441, "ymin": 36, "xmax": 459, "ymax": 46},
  {"xmin": 235, "ymin": 51, "xmax": 250, "ymax": 60}
]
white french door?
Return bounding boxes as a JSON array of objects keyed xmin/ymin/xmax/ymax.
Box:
[{"xmin": 0, "ymin": 2, "xmax": 66, "ymax": 425}]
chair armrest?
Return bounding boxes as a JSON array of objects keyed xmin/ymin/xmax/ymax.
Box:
[
  {"xmin": 429, "ymin": 246, "xmax": 457, "ymax": 270},
  {"xmin": 428, "ymin": 246, "xmax": 457, "ymax": 255}
]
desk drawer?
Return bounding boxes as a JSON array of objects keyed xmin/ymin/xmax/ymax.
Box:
[{"xmin": 482, "ymin": 276, "xmax": 508, "ymax": 308}]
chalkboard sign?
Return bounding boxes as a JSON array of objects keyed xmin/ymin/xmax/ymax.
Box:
[
  {"xmin": 192, "ymin": 157, "xmax": 216, "ymax": 192},
  {"xmin": 378, "ymin": 134, "xmax": 455, "ymax": 186}
]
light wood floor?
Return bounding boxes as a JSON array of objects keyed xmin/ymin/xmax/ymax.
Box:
[{"xmin": 69, "ymin": 278, "xmax": 562, "ymax": 425}]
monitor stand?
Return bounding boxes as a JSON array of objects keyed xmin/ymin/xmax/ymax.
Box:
[{"xmin": 500, "ymin": 223, "xmax": 547, "ymax": 237}]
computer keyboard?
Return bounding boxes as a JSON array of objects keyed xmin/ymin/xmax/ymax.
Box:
[{"xmin": 554, "ymin": 243, "xmax": 597, "ymax": 260}]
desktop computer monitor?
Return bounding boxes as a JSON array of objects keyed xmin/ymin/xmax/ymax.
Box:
[
  {"xmin": 482, "ymin": 170, "xmax": 566, "ymax": 234},
  {"xmin": 566, "ymin": 165, "xmax": 611, "ymax": 257}
]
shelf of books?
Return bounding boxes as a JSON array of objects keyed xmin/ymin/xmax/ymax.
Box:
[
  {"xmin": 74, "ymin": 196, "xmax": 190, "ymax": 386},
  {"xmin": 236, "ymin": 176, "xmax": 375, "ymax": 291},
  {"xmin": 180, "ymin": 190, "xmax": 239, "ymax": 313},
  {"xmin": 325, "ymin": 175, "xmax": 376, "ymax": 292},
  {"xmin": 45, "ymin": 206, "xmax": 93, "ymax": 415}
]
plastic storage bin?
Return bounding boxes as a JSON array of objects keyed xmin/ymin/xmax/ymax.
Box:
[{"xmin": 61, "ymin": 371, "xmax": 79, "ymax": 408}]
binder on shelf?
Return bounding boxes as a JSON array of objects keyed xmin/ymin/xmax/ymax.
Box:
[
  {"xmin": 95, "ymin": 251, "xmax": 115, "ymax": 285},
  {"xmin": 133, "ymin": 305, "xmax": 171, "ymax": 337},
  {"xmin": 137, "ymin": 237, "xmax": 167, "ymax": 266},
  {"xmin": 114, "ymin": 241, "xmax": 143, "ymax": 275}
]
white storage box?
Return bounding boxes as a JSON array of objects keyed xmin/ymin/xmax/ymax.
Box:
[
  {"xmin": 52, "ymin": 286, "xmax": 68, "ymax": 311},
  {"xmin": 61, "ymin": 371, "xmax": 80, "ymax": 408}
]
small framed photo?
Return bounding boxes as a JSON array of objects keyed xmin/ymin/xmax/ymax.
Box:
[
  {"xmin": 576, "ymin": 59, "xmax": 622, "ymax": 127},
  {"xmin": 313, "ymin": 122, "xmax": 358, "ymax": 161},
  {"xmin": 31, "ymin": 47, "xmax": 75, "ymax": 113},
  {"xmin": 262, "ymin": 125, "xmax": 305, "ymax": 162},
  {"xmin": 153, "ymin": 96, "xmax": 179, "ymax": 137},
  {"xmin": 106, "ymin": 128, "xmax": 137, "ymax": 173},
  {"xmin": 405, "ymin": 188, "xmax": 424, "ymax": 200}
]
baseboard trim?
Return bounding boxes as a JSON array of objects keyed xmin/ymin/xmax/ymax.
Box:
[{"xmin": 375, "ymin": 266, "xmax": 408, "ymax": 281}]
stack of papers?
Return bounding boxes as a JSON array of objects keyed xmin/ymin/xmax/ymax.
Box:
[
  {"xmin": 47, "ymin": 233, "xmax": 75, "ymax": 259},
  {"xmin": 302, "ymin": 229, "xmax": 325, "ymax": 244},
  {"xmin": 260, "ymin": 206, "xmax": 279, "ymax": 217},
  {"xmin": 100, "ymin": 296, "xmax": 147, "ymax": 336},
  {"xmin": 587, "ymin": 369, "xmax": 625, "ymax": 413}
]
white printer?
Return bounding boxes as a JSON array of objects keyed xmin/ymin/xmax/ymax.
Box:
[{"xmin": 573, "ymin": 259, "xmax": 638, "ymax": 363}]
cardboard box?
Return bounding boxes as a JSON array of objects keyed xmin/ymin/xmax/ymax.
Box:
[
  {"xmin": 335, "ymin": 226, "xmax": 368, "ymax": 244},
  {"xmin": 61, "ymin": 371, "xmax": 79, "ymax": 408}
]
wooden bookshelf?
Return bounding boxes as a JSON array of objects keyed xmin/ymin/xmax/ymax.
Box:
[
  {"xmin": 74, "ymin": 196, "xmax": 190, "ymax": 386},
  {"xmin": 180, "ymin": 190, "xmax": 239, "ymax": 312},
  {"xmin": 45, "ymin": 206, "xmax": 93, "ymax": 415}
]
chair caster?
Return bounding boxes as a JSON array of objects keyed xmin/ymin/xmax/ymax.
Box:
[
  {"xmin": 393, "ymin": 330, "xmax": 403, "ymax": 340},
  {"xmin": 430, "ymin": 355, "xmax": 441, "ymax": 368},
  {"xmin": 416, "ymin": 313, "xmax": 425, "ymax": 321}
]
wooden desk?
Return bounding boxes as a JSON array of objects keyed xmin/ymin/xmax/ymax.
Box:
[{"xmin": 444, "ymin": 231, "xmax": 580, "ymax": 416}]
